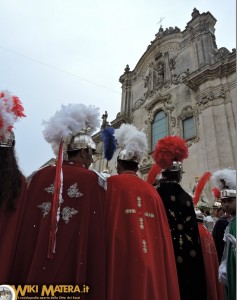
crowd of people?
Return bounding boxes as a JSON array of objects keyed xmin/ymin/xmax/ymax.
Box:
[{"xmin": 0, "ymin": 92, "xmax": 236, "ymax": 300}]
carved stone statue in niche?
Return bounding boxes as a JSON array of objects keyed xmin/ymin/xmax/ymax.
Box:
[
  {"xmin": 144, "ymin": 62, "xmax": 155, "ymax": 92},
  {"xmin": 144, "ymin": 72, "xmax": 152, "ymax": 92},
  {"xmin": 154, "ymin": 61, "xmax": 164, "ymax": 86},
  {"xmin": 157, "ymin": 62, "xmax": 164, "ymax": 81},
  {"xmin": 169, "ymin": 58, "xmax": 175, "ymax": 70},
  {"xmin": 144, "ymin": 74, "xmax": 149, "ymax": 88}
]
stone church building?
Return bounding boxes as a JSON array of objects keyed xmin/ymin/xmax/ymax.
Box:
[{"xmin": 93, "ymin": 8, "xmax": 236, "ymax": 199}]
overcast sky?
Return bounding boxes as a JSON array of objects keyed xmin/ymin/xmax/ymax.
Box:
[{"xmin": 0, "ymin": 0, "xmax": 235, "ymax": 176}]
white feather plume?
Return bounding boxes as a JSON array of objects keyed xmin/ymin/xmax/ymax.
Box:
[
  {"xmin": 42, "ymin": 103, "xmax": 100, "ymax": 147},
  {"xmin": 211, "ymin": 169, "xmax": 236, "ymax": 190},
  {"xmin": 114, "ymin": 123, "xmax": 148, "ymax": 159},
  {"xmin": 114, "ymin": 124, "xmax": 137, "ymax": 146}
]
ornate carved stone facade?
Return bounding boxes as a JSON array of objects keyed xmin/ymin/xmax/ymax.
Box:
[{"xmin": 93, "ymin": 8, "xmax": 236, "ymax": 196}]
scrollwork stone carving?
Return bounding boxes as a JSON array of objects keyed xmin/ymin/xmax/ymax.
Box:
[
  {"xmin": 139, "ymin": 155, "xmax": 153, "ymax": 167},
  {"xmin": 170, "ymin": 116, "xmax": 176, "ymax": 128},
  {"xmin": 177, "ymin": 106, "xmax": 195, "ymax": 126},
  {"xmin": 219, "ymin": 89, "xmax": 225, "ymax": 98},
  {"xmin": 186, "ymin": 137, "xmax": 199, "ymax": 147},
  {"xmin": 132, "ymin": 98, "xmax": 145, "ymax": 111},
  {"xmin": 196, "ymin": 89, "xmax": 224, "ymax": 105},
  {"xmin": 213, "ymin": 47, "xmax": 230, "ymax": 61},
  {"xmin": 172, "ymin": 71, "xmax": 189, "ymax": 85}
]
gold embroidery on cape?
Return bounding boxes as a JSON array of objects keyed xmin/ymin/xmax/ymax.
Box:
[
  {"xmin": 125, "ymin": 209, "xmax": 136, "ymax": 214},
  {"xmin": 44, "ymin": 184, "xmax": 54, "ymax": 194},
  {"xmin": 139, "ymin": 217, "xmax": 144, "ymax": 230},
  {"xmin": 169, "ymin": 209, "xmax": 175, "ymax": 217},
  {"xmin": 185, "ymin": 234, "xmax": 192, "ymax": 242},
  {"xmin": 142, "ymin": 239, "xmax": 148, "ymax": 253},
  {"xmin": 124, "ymin": 195, "xmax": 156, "ymax": 253},
  {"xmin": 144, "ymin": 212, "xmax": 155, "ymax": 218},
  {"xmin": 137, "ymin": 196, "xmax": 142, "ymax": 207},
  {"xmin": 170, "ymin": 195, "xmax": 176, "ymax": 201},
  {"xmin": 61, "ymin": 207, "xmax": 79, "ymax": 224},
  {"xmin": 179, "ymin": 235, "xmax": 184, "ymax": 249},
  {"xmin": 38, "ymin": 202, "xmax": 51, "ymax": 217},
  {"xmin": 67, "ymin": 183, "xmax": 83, "ymax": 198}
]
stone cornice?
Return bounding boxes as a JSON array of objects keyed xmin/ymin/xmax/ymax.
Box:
[
  {"xmin": 92, "ymin": 131, "xmax": 102, "ymax": 144},
  {"xmin": 183, "ymin": 53, "xmax": 236, "ymax": 90},
  {"xmin": 110, "ymin": 113, "xmax": 132, "ymax": 128}
]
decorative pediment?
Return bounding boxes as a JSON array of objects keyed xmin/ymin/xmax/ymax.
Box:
[
  {"xmin": 178, "ymin": 106, "xmax": 194, "ymax": 121},
  {"xmin": 177, "ymin": 105, "xmax": 200, "ymax": 129},
  {"xmin": 177, "ymin": 106, "xmax": 197, "ymax": 128},
  {"xmin": 145, "ymin": 93, "xmax": 172, "ymax": 111}
]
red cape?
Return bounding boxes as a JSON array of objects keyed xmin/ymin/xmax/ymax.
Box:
[
  {"xmin": 11, "ymin": 162, "xmax": 106, "ymax": 299},
  {"xmin": 0, "ymin": 176, "xmax": 27, "ymax": 283},
  {"xmin": 198, "ymin": 222, "xmax": 224, "ymax": 300},
  {"xmin": 105, "ymin": 173, "xmax": 180, "ymax": 300}
]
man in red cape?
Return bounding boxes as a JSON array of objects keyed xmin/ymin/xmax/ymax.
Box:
[
  {"xmin": 11, "ymin": 104, "xmax": 106, "ymax": 299},
  {"xmin": 196, "ymin": 210, "xmax": 224, "ymax": 300},
  {"xmin": 105, "ymin": 124, "xmax": 180, "ymax": 300},
  {"xmin": 150, "ymin": 136, "xmax": 207, "ymax": 300},
  {"xmin": 0, "ymin": 91, "xmax": 27, "ymax": 283},
  {"xmin": 211, "ymin": 169, "xmax": 236, "ymax": 300},
  {"xmin": 0, "ymin": 147, "xmax": 27, "ymax": 284}
]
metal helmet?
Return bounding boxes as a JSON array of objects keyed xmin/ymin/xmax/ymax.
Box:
[
  {"xmin": 220, "ymin": 189, "xmax": 236, "ymax": 199},
  {"xmin": 211, "ymin": 169, "xmax": 236, "ymax": 200},
  {"xmin": 117, "ymin": 148, "xmax": 140, "ymax": 163},
  {"xmin": 67, "ymin": 134, "xmax": 96, "ymax": 152},
  {"xmin": 0, "ymin": 131, "xmax": 15, "ymax": 148}
]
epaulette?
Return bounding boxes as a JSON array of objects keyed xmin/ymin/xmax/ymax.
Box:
[{"xmin": 91, "ymin": 169, "xmax": 108, "ymax": 190}]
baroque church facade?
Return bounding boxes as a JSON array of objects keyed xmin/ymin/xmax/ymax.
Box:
[{"xmin": 93, "ymin": 8, "xmax": 236, "ymax": 197}]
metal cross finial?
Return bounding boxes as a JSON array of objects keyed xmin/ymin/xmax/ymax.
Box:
[{"xmin": 157, "ymin": 17, "xmax": 165, "ymax": 28}]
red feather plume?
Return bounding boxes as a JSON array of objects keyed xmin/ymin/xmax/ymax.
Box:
[
  {"xmin": 212, "ymin": 187, "xmax": 220, "ymax": 199},
  {"xmin": 146, "ymin": 164, "xmax": 161, "ymax": 185},
  {"xmin": 152, "ymin": 136, "xmax": 188, "ymax": 169},
  {"xmin": 193, "ymin": 172, "xmax": 211, "ymax": 205},
  {"xmin": 12, "ymin": 96, "xmax": 26, "ymax": 117},
  {"xmin": 0, "ymin": 90, "xmax": 26, "ymax": 141}
]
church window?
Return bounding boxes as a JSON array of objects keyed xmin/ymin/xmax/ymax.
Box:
[
  {"xmin": 182, "ymin": 116, "xmax": 196, "ymax": 140},
  {"xmin": 152, "ymin": 111, "xmax": 168, "ymax": 150}
]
